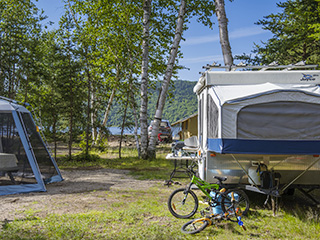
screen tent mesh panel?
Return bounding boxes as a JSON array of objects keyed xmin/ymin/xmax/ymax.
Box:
[
  {"xmin": 20, "ymin": 113, "xmax": 58, "ymax": 180},
  {"xmin": 0, "ymin": 113, "xmax": 36, "ymax": 185}
]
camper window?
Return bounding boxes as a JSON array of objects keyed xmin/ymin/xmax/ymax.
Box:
[
  {"xmin": 237, "ymin": 101, "xmax": 320, "ymax": 140},
  {"xmin": 208, "ymin": 95, "xmax": 218, "ymax": 138}
]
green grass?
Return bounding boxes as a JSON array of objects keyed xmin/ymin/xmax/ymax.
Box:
[
  {"xmin": 59, "ymin": 156, "xmax": 173, "ymax": 180},
  {"xmin": 1, "ymin": 186, "xmax": 320, "ymax": 239},
  {"xmin": 1, "ymin": 145, "xmax": 320, "ymax": 239},
  {"xmin": 58, "ymin": 145, "xmax": 173, "ymax": 180}
]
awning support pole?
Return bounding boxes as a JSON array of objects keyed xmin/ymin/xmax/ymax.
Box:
[
  {"xmin": 280, "ymin": 157, "xmax": 320, "ymax": 193},
  {"xmin": 231, "ymin": 154, "xmax": 261, "ymax": 191},
  {"xmin": 269, "ymin": 158, "xmax": 287, "ymax": 171}
]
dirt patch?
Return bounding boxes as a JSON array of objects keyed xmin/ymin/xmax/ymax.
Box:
[
  {"xmin": 48, "ymin": 136, "xmax": 137, "ymax": 155},
  {"xmin": 107, "ymin": 135, "xmax": 137, "ymax": 147},
  {"xmin": 0, "ymin": 169, "xmax": 161, "ymax": 223}
]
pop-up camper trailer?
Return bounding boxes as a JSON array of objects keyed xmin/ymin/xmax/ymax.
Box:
[
  {"xmin": 0, "ymin": 97, "xmax": 63, "ymax": 195},
  {"xmin": 194, "ymin": 63, "xmax": 320, "ymax": 200}
]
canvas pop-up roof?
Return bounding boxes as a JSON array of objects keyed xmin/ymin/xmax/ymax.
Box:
[
  {"xmin": 204, "ymin": 82, "xmax": 320, "ymax": 154},
  {"xmin": 194, "ymin": 64, "xmax": 320, "ymax": 198},
  {"xmin": 0, "ymin": 97, "xmax": 63, "ymax": 195}
]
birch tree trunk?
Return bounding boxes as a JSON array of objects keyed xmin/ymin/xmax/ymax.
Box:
[
  {"xmin": 147, "ymin": 0, "xmax": 186, "ymax": 159},
  {"xmin": 119, "ymin": 91, "xmax": 130, "ymax": 159},
  {"xmin": 91, "ymin": 86, "xmax": 97, "ymax": 143},
  {"xmin": 140, "ymin": 0, "xmax": 152, "ymax": 159},
  {"xmin": 68, "ymin": 56, "xmax": 74, "ymax": 159},
  {"xmin": 215, "ymin": 0, "xmax": 233, "ymax": 68},
  {"xmin": 95, "ymin": 87, "xmax": 116, "ymax": 145},
  {"xmin": 85, "ymin": 68, "xmax": 92, "ymax": 156},
  {"xmin": 130, "ymin": 91, "xmax": 141, "ymax": 158}
]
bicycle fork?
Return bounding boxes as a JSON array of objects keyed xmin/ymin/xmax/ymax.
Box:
[
  {"xmin": 230, "ymin": 192, "xmax": 246, "ymax": 231},
  {"xmin": 181, "ymin": 182, "xmax": 194, "ymax": 204}
]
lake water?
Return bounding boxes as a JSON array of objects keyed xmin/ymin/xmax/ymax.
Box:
[
  {"xmin": 109, "ymin": 127, "xmax": 140, "ymax": 135},
  {"xmin": 109, "ymin": 126, "xmax": 181, "ymax": 136}
]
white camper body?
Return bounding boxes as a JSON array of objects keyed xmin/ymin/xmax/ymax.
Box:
[{"xmin": 194, "ymin": 66, "xmax": 320, "ymax": 196}]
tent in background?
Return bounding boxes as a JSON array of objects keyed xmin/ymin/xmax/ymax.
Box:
[{"xmin": 0, "ymin": 97, "xmax": 63, "ymax": 195}]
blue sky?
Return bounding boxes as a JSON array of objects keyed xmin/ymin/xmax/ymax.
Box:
[{"xmin": 35, "ymin": 0, "xmax": 281, "ymax": 82}]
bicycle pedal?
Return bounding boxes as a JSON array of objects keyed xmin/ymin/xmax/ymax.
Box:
[
  {"xmin": 201, "ymin": 196, "xmax": 209, "ymax": 201},
  {"xmin": 200, "ymin": 210, "xmax": 211, "ymax": 217},
  {"xmin": 214, "ymin": 215, "xmax": 223, "ymax": 220},
  {"xmin": 163, "ymin": 180, "xmax": 173, "ymax": 186}
]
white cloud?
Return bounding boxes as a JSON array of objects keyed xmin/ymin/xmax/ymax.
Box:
[
  {"xmin": 182, "ymin": 26, "xmax": 265, "ymax": 46},
  {"xmin": 229, "ymin": 26, "xmax": 265, "ymax": 39},
  {"xmin": 182, "ymin": 35, "xmax": 220, "ymax": 46}
]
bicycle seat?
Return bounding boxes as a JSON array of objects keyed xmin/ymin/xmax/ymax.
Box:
[{"xmin": 214, "ymin": 176, "xmax": 227, "ymax": 182}]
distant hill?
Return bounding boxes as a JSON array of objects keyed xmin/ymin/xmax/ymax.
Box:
[{"xmin": 107, "ymin": 80, "xmax": 198, "ymax": 126}]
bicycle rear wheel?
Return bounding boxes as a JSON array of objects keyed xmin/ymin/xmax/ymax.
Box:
[
  {"xmin": 181, "ymin": 218, "xmax": 209, "ymax": 234},
  {"xmin": 168, "ymin": 187, "xmax": 198, "ymax": 218},
  {"xmin": 221, "ymin": 189, "xmax": 250, "ymax": 217}
]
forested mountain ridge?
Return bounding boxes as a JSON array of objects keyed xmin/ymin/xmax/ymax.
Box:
[{"xmin": 107, "ymin": 80, "xmax": 198, "ymax": 127}]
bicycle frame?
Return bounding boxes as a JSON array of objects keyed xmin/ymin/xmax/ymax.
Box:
[
  {"xmin": 184, "ymin": 191, "xmax": 246, "ymax": 234},
  {"xmin": 187, "ymin": 174, "xmax": 220, "ymax": 199}
]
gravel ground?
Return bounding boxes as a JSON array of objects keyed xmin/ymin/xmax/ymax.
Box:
[{"xmin": 0, "ymin": 168, "xmax": 161, "ymax": 223}]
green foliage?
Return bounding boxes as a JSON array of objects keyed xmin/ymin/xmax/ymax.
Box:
[
  {"xmin": 0, "ymin": 0, "xmax": 209, "ymax": 153},
  {"xmin": 59, "ymin": 151, "xmax": 101, "ymax": 162},
  {"xmin": 162, "ymin": 80, "xmax": 198, "ymax": 123},
  {"xmin": 0, "ymin": 0, "xmax": 45, "ymax": 99},
  {"xmin": 59, "ymin": 152, "xmax": 172, "ymax": 180},
  {"xmin": 79, "ymin": 132, "xmax": 93, "ymax": 151},
  {"xmin": 108, "ymin": 80, "xmax": 198, "ymax": 126},
  {"xmin": 236, "ymin": 0, "xmax": 320, "ymax": 66},
  {"xmin": 309, "ymin": 0, "xmax": 320, "ymax": 40},
  {"xmin": 72, "ymin": 152, "xmax": 101, "ymax": 162}
]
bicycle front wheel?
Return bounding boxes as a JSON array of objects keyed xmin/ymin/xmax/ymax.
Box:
[
  {"xmin": 221, "ymin": 189, "xmax": 250, "ymax": 216},
  {"xmin": 168, "ymin": 187, "xmax": 198, "ymax": 218},
  {"xmin": 181, "ymin": 218, "xmax": 209, "ymax": 234}
]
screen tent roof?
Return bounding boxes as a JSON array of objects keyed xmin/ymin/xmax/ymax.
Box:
[{"xmin": 0, "ymin": 99, "xmax": 29, "ymax": 112}]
